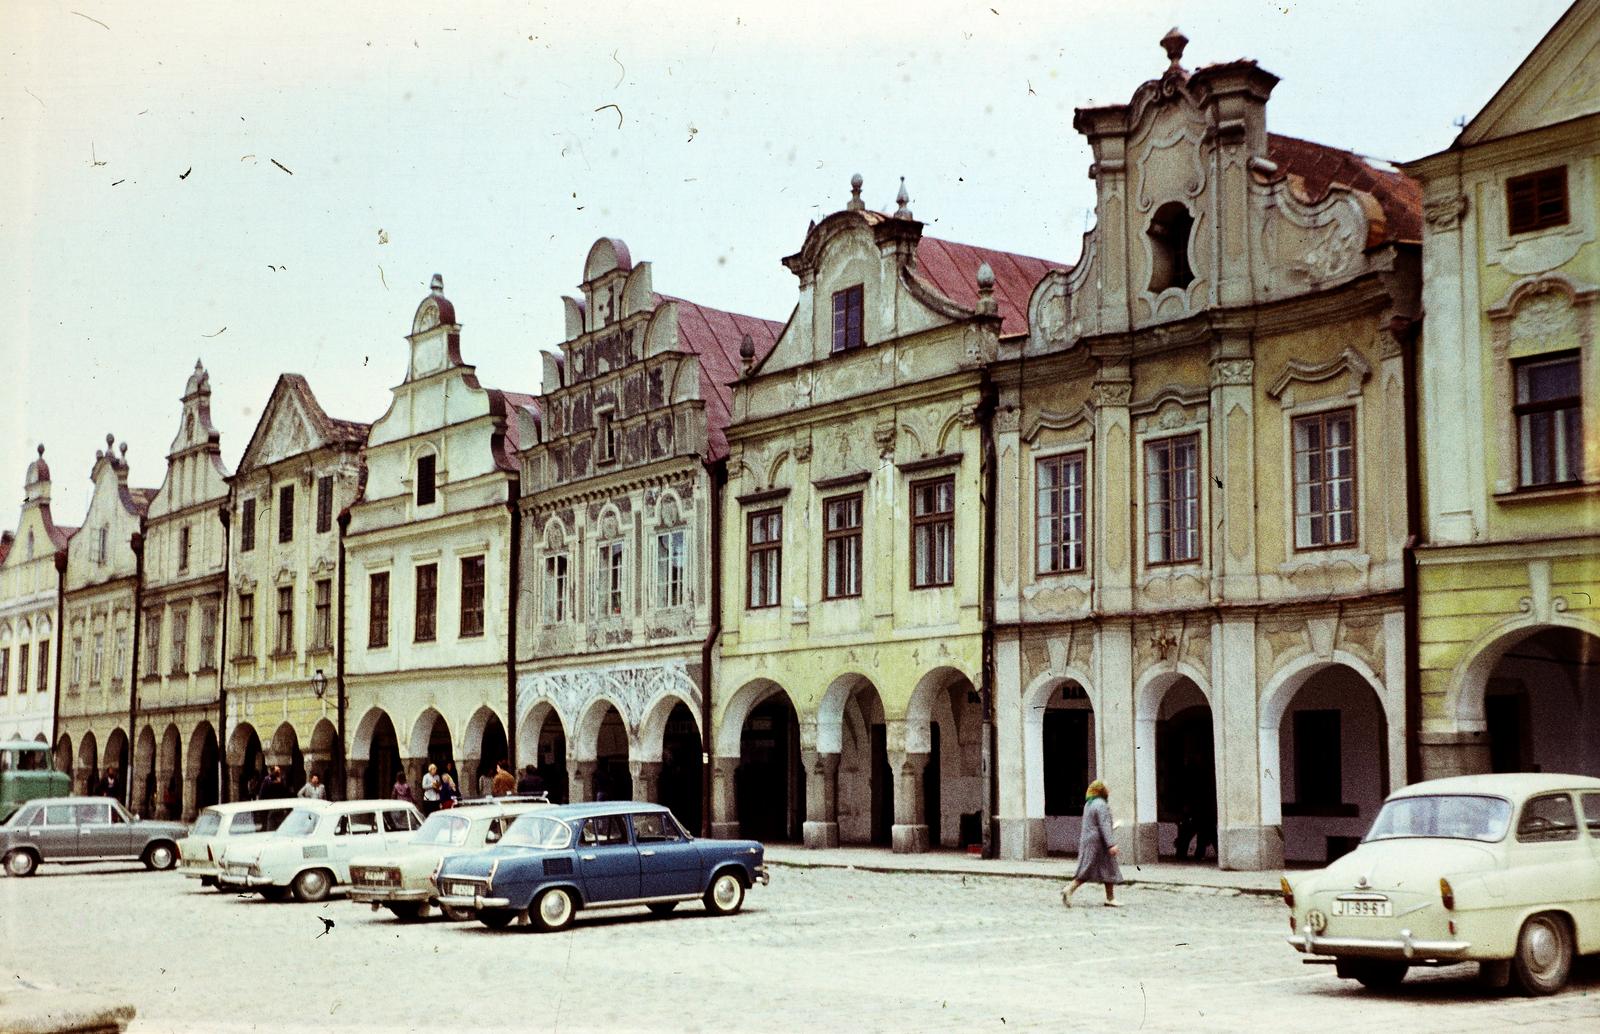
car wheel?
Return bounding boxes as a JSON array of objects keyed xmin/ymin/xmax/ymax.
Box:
[
  {"xmin": 478, "ymin": 908, "xmax": 517, "ymax": 930},
  {"xmin": 143, "ymin": 843, "xmax": 177, "ymax": 871},
  {"xmin": 387, "ymin": 902, "xmax": 427, "ymax": 922},
  {"xmin": 3, "ymin": 850, "xmax": 38, "ymax": 878},
  {"xmin": 703, "ymin": 870, "xmax": 745, "ymax": 916},
  {"xmin": 532, "ymin": 888, "xmax": 576, "ymax": 932},
  {"xmin": 439, "ymin": 904, "xmax": 473, "ymax": 922},
  {"xmin": 258, "ymin": 887, "xmax": 291, "ymax": 902},
  {"xmin": 647, "ymin": 901, "xmax": 678, "ymax": 916},
  {"xmin": 1511, "ymin": 914, "xmax": 1573, "ymax": 996},
  {"xmin": 292, "ymin": 869, "xmax": 333, "ymax": 903}
]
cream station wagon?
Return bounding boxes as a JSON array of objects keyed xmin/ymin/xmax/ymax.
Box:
[
  {"xmin": 218, "ymin": 799, "xmax": 423, "ymax": 902},
  {"xmin": 1283, "ymin": 774, "xmax": 1600, "ymax": 995}
]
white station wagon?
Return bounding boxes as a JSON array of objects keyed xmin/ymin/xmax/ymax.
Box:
[
  {"xmin": 218, "ymin": 799, "xmax": 423, "ymax": 902},
  {"xmin": 178, "ymin": 800, "xmax": 314, "ymax": 888},
  {"xmin": 348, "ymin": 797, "xmax": 550, "ymax": 920},
  {"xmin": 1284, "ymin": 773, "xmax": 1600, "ymax": 995}
]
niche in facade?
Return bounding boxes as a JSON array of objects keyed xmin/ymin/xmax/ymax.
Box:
[{"xmin": 1147, "ymin": 201, "xmax": 1195, "ymax": 294}]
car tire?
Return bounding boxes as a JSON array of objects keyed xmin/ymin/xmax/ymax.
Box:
[
  {"xmin": 3, "ymin": 850, "xmax": 38, "ymax": 878},
  {"xmin": 439, "ymin": 904, "xmax": 473, "ymax": 922},
  {"xmin": 388, "ymin": 902, "xmax": 427, "ymax": 922},
  {"xmin": 1511, "ymin": 913, "xmax": 1573, "ymax": 996},
  {"xmin": 532, "ymin": 888, "xmax": 576, "ymax": 932},
  {"xmin": 703, "ymin": 870, "xmax": 745, "ymax": 916},
  {"xmin": 143, "ymin": 843, "xmax": 178, "ymax": 871},
  {"xmin": 292, "ymin": 869, "xmax": 333, "ymax": 903},
  {"xmin": 478, "ymin": 908, "xmax": 517, "ymax": 930},
  {"xmin": 258, "ymin": 887, "xmax": 291, "ymax": 902},
  {"xmin": 647, "ymin": 901, "xmax": 678, "ymax": 916}
]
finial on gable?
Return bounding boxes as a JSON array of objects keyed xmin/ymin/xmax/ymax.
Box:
[
  {"xmin": 894, "ymin": 177, "xmax": 912, "ymax": 220},
  {"xmin": 739, "ymin": 332, "xmax": 756, "ymax": 374},
  {"xmin": 430, "ymin": 273, "xmax": 444, "ymax": 295},
  {"xmin": 1161, "ymin": 27, "xmax": 1188, "ymax": 69},
  {"xmin": 975, "ymin": 263, "xmax": 998, "ymax": 317},
  {"xmin": 846, "ymin": 173, "xmax": 865, "ymax": 212}
]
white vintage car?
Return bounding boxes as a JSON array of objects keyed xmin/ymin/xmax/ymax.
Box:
[
  {"xmin": 178, "ymin": 800, "xmax": 316, "ymax": 888},
  {"xmin": 217, "ymin": 799, "xmax": 422, "ymax": 902},
  {"xmin": 1284, "ymin": 773, "xmax": 1600, "ymax": 995},
  {"xmin": 348, "ymin": 797, "xmax": 549, "ymax": 920}
]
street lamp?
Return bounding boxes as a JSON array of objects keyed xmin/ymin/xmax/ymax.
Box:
[{"xmin": 311, "ymin": 669, "xmax": 327, "ymax": 700}]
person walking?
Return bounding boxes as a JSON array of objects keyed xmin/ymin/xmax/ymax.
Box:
[
  {"xmin": 1063, "ymin": 779, "xmax": 1124, "ymax": 908},
  {"xmin": 391, "ymin": 772, "xmax": 416, "ymax": 804},
  {"xmin": 297, "ymin": 774, "xmax": 327, "ymax": 800},
  {"xmin": 491, "ymin": 760, "xmax": 516, "ymax": 797},
  {"xmin": 421, "ymin": 763, "xmax": 441, "ymax": 814}
]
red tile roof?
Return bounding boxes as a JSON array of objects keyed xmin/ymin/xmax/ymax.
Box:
[
  {"xmin": 663, "ymin": 297, "xmax": 783, "ymax": 460},
  {"xmin": 490, "ymin": 390, "xmax": 541, "ymax": 470},
  {"xmin": 1266, "ymin": 134, "xmax": 1423, "ymax": 246},
  {"xmin": 913, "ymin": 236, "xmax": 1066, "ymax": 337},
  {"xmin": 47, "ymin": 524, "xmax": 78, "ymax": 550}
]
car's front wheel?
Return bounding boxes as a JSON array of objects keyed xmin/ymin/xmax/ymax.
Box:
[
  {"xmin": 478, "ymin": 908, "xmax": 517, "ymax": 930},
  {"xmin": 143, "ymin": 843, "xmax": 177, "ymax": 871},
  {"xmin": 532, "ymin": 887, "xmax": 576, "ymax": 932},
  {"xmin": 1511, "ymin": 913, "xmax": 1573, "ymax": 996},
  {"xmin": 292, "ymin": 869, "xmax": 333, "ymax": 903},
  {"xmin": 703, "ymin": 870, "xmax": 745, "ymax": 916},
  {"xmin": 1336, "ymin": 958, "xmax": 1407, "ymax": 989},
  {"xmin": 3, "ymin": 850, "xmax": 38, "ymax": 878}
]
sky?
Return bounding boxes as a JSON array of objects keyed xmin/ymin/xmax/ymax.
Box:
[{"xmin": 0, "ymin": 0, "xmax": 1573, "ymax": 520}]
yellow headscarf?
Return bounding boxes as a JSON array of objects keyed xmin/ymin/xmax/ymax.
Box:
[{"xmin": 1084, "ymin": 779, "xmax": 1108, "ymax": 802}]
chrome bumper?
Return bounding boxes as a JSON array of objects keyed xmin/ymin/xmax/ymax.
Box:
[
  {"xmin": 754, "ymin": 865, "xmax": 770, "ymax": 886},
  {"xmin": 350, "ymin": 887, "xmax": 429, "ymax": 904},
  {"xmin": 437, "ymin": 893, "xmax": 511, "ymax": 911},
  {"xmin": 1287, "ymin": 930, "xmax": 1471, "ymax": 960}
]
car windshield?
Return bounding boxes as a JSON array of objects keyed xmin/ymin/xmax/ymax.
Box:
[
  {"xmin": 411, "ymin": 813, "xmax": 470, "ymax": 847},
  {"xmin": 500, "ymin": 814, "xmax": 572, "ymax": 849},
  {"xmin": 1365, "ymin": 794, "xmax": 1512, "ymax": 843},
  {"xmin": 191, "ymin": 811, "xmax": 222, "ymax": 836},
  {"xmin": 274, "ymin": 809, "xmax": 323, "ymax": 838}
]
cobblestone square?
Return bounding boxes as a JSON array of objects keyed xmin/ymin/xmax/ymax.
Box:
[{"xmin": 5, "ymin": 862, "xmax": 1598, "ymax": 1033}]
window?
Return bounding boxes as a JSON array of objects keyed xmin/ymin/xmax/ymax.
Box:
[
  {"xmin": 337, "ymin": 812, "xmax": 380, "ymax": 836},
  {"xmin": 1292, "ymin": 409, "xmax": 1356, "ymax": 549},
  {"xmin": 178, "ymin": 525, "xmax": 191, "ymax": 573},
  {"xmin": 91, "ymin": 633, "xmax": 104, "ymax": 683},
  {"xmin": 97, "ymin": 526, "xmax": 108, "ymax": 566},
  {"xmin": 237, "ymin": 593, "xmax": 255, "ymax": 658},
  {"xmin": 313, "ymin": 579, "xmax": 332, "ymax": 649},
  {"xmin": 656, "ymin": 530, "xmax": 686, "ymax": 609},
  {"xmin": 823, "ymin": 494, "xmax": 862, "ymax": 599},
  {"xmin": 1517, "ymin": 793, "xmax": 1579, "ymax": 843},
  {"xmin": 171, "ymin": 608, "xmax": 188, "ymax": 674},
  {"xmin": 597, "ymin": 411, "xmax": 618, "ymax": 464},
  {"xmin": 274, "ymin": 586, "xmax": 294, "ymax": 655},
  {"xmin": 459, "ymin": 556, "xmax": 485, "ymax": 637},
  {"xmin": 368, "ymin": 572, "xmax": 390, "ymax": 648},
  {"xmin": 911, "ymin": 476, "xmax": 955, "ymax": 588},
  {"xmin": 599, "ymin": 541, "xmax": 625, "ymax": 617},
  {"xmin": 416, "ymin": 454, "xmax": 436, "ymax": 506},
  {"xmin": 14, "ymin": 645, "xmax": 27, "ymax": 693},
  {"xmin": 316, "ymin": 475, "xmax": 334, "ymax": 533},
  {"xmin": 1147, "ymin": 201, "xmax": 1195, "ymax": 293},
  {"xmin": 747, "ymin": 509, "xmax": 782, "ymax": 609},
  {"xmin": 382, "ymin": 809, "xmax": 415, "ymax": 833},
  {"xmin": 543, "ymin": 555, "xmax": 568, "ymax": 623},
  {"xmin": 277, "ymin": 484, "xmax": 294, "ymax": 544},
  {"xmin": 114, "ymin": 629, "xmax": 127, "ymax": 682},
  {"xmin": 578, "ymin": 815, "xmax": 629, "ymax": 845},
  {"xmin": 631, "ymin": 812, "xmax": 684, "ymax": 843},
  {"xmin": 1507, "ymin": 166, "xmax": 1569, "ymax": 235},
  {"xmin": 143, "ymin": 612, "xmax": 161, "ymax": 675},
  {"xmin": 1292, "ymin": 710, "xmax": 1342, "ymax": 807},
  {"xmin": 71, "ymin": 637, "xmax": 82, "ymax": 687},
  {"xmin": 831, "ymin": 285, "xmax": 864, "ymax": 352},
  {"xmin": 240, "ymin": 498, "xmax": 256, "ymax": 552},
  {"xmin": 414, "ymin": 563, "xmax": 437, "ymax": 642},
  {"xmin": 198, "ymin": 604, "xmax": 217, "ymax": 669},
  {"xmin": 1144, "ymin": 434, "xmax": 1200, "ymax": 565},
  {"xmin": 1515, "ymin": 353, "xmax": 1582, "ymax": 488},
  {"xmin": 0, "ymin": 647, "xmax": 7, "ymax": 695},
  {"xmin": 1036, "ymin": 454, "xmax": 1086, "ymax": 573},
  {"xmin": 34, "ymin": 643, "xmax": 48, "ymax": 693}
]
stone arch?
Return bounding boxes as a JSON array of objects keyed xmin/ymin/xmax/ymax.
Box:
[
  {"xmin": 76, "ymin": 731, "xmax": 98, "ymax": 795},
  {"xmin": 157, "ymin": 724, "xmax": 183, "ymax": 820},
  {"xmin": 516, "ymin": 698, "xmax": 569, "ymax": 767},
  {"xmin": 1133, "ymin": 663, "xmax": 1216, "ymax": 859},
  {"xmin": 571, "ymin": 695, "xmax": 630, "ymax": 763},
  {"xmin": 1021, "ymin": 667, "xmax": 1099, "ymax": 852},
  {"xmin": 1453, "ymin": 618, "xmax": 1600, "ymax": 778},
  {"xmin": 542, "ymin": 516, "xmax": 569, "ymax": 551},
  {"xmin": 464, "ymin": 705, "xmax": 509, "ymax": 795},
  {"xmin": 728, "ymin": 684, "xmax": 804, "ymax": 843},
  {"xmin": 516, "ymin": 698, "xmax": 569, "ymax": 803},
  {"xmin": 351, "ymin": 707, "xmax": 390, "ymax": 760},
  {"xmin": 186, "ymin": 721, "xmax": 220, "ymax": 818},
  {"xmin": 1450, "ymin": 612, "xmax": 1600, "ymax": 732},
  {"xmin": 132, "ymin": 725, "xmax": 158, "ymax": 817},
  {"xmin": 54, "ymin": 733, "xmax": 72, "ymax": 779},
  {"xmin": 653, "ymin": 487, "xmax": 687, "ymax": 529},
  {"xmin": 817, "ymin": 673, "xmax": 889, "ymax": 847},
  {"xmin": 716, "ymin": 678, "xmax": 785, "ymax": 758},
  {"xmin": 227, "ymin": 723, "xmax": 263, "ymax": 799},
  {"xmin": 307, "ymin": 718, "xmax": 340, "ymax": 797},
  {"xmin": 637, "ymin": 690, "xmax": 702, "ymax": 824},
  {"xmin": 352, "ymin": 708, "xmax": 402, "ymax": 800},
  {"xmin": 103, "ymin": 727, "xmax": 130, "ymax": 803}
]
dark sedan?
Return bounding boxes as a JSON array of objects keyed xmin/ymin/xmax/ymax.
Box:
[
  {"xmin": 434, "ymin": 801, "xmax": 768, "ymax": 931},
  {"xmin": 1, "ymin": 796, "xmax": 188, "ymax": 877}
]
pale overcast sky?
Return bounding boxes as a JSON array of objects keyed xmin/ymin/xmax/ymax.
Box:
[{"xmin": 1, "ymin": 0, "xmax": 1570, "ymax": 519}]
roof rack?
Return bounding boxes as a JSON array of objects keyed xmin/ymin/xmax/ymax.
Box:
[{"xmin": 451, "ymin": 793, "xmax": 551, "ymax": 807}]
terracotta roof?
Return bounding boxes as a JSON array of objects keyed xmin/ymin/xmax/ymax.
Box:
[
  {"xmin": 48, "ymin": 524, "xmax": 78, "ymax": 550},
  {"xmin": 661, "ymin": 297, "xmax": 783, "ymax": 461},
  {"xmin": 1266, "ymin": 134, "xmax": 1422, "ymax": 246},
  {"xmin": 913, "ymin": 236, "xmax": 1067, "ymax": 337},
  {"xmin": 0, "ymin": 538, "xmax": 9, "ymax": 566},
  {"xmin": 489, "ymin": 390, "xmax": 541, "ymax": 470}
]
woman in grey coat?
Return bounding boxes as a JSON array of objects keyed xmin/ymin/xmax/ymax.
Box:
[{"xmin": 1063, "ymin": 779, "xmax": 1123, "ymax": 907}]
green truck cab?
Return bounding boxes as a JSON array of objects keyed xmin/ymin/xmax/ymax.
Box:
[{"xmin": 0, "ymin": 742, "xmax": 71, "ymax": 823}]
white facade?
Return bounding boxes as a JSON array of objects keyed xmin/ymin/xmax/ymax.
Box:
[{"xmin": 0, "ymin": 447, "xmax": 73, "ymax": 744}]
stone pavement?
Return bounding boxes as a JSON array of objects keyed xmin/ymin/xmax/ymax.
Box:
[{"xmin": 763, "ymin": 844, "xmax": 1284, "ymax": 895}]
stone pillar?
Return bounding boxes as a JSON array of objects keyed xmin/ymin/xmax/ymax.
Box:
[
  {"xmin": 801, "ymin": 749, "xmax": 840, "ymax": 849},
  {"xmin": 74, "ymin": 764, "xmax": 95, "ymax": 796},
  {"xmin": 1214, "ymin": 616, "xmax": 1278, "ymax": 871},
  {"xmin": 568, "ymin": 760, "xmax": 598, "ymax": 803},
  {"xmin": 630, "ymin": 760, "xmax": 662, "ymax": 804},
  {"xmin": 1094, "ymin": 619, "xmax": 1146, "ymax": 864},
  {"xmin": 1209, "ymin": 349, "xmax": 1259, "ymax": 601},
  {"xmin": 993, "ymin": 629, "xmax": 1036, "ymax": 859},
  {"xmin": 710, "ymin": 757, "xmax": 739, "ymax": 839},
  {"xmin": 890, "ymin": 751, "xmax": 930, "ymax": 854},
  {"xmin": 344, "ymin": 759, "xmax": 367, "ymax": 803},
  {"xmin": 227, "ymin": 763, "xmax": 250, "ymax": 800}
]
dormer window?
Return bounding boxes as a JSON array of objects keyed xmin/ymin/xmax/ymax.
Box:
[
  {"xmin": 832, "ymin": 285, "xmax": 864, "ymax": 352},
  {"xmin": 97, "ymin": 527, "xmax": 108, "ymax": 566},
  {"xmin": 1507, "ymin": 167, "xmax": 1568, "ymax": 235},
  {"xmin": 1147, "ymin": 202, "xmax": 1195, "ymax": 294},
  {"xmin": 597, "ymin": 410, "xmax": 618, "ymax": 464},
  {"xmin": 416, "ymin": 454, "xmax": 436, "ymax": 506},
  {"xmin": 178, "ymin": 525, "xmax": 191, "ymax": 572}
]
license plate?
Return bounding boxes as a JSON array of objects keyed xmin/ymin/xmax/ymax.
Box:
[
  {"xmin": 447, "ymin": 882, "xmax": 478, "ymax": 897},
  {"xmin": 1332, "ymin": 898, "xmax": 1392, "ymax": 917}
]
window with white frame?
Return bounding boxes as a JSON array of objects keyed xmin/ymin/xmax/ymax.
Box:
[
  {"xmin": 199, "ymin": 603, "xmax": 217, "ymax": 669},
  {"xmin": 1515, "ymin": 352, "xmax": 1582, "ymax": 488},
  {"xmin": 275, "ymin": 586, "xmax": 294, "ymax": 655},
  {"xmin": 171, "ymin": 608, "xmax": 188, "ymax": 674},
  {"xmin": 91, "ymin": 632, "xmax": 104, "ymax": 683},
  {"xmin": 71, "ymin": 636, "xmax": 82, "ymax": 687},
  {"xmin": 910, "ymin": 476, "xmax": 955, "ymax": 589},
  {"xmin": 747, "ymin": 509, "xmax": 782, "ymax": 609},
  {"xmin": 1036, "ymin": 453, "xmax": 1086, "ymax": 574},
  {"xmin": 656, "ymin": 529, "xmax": 686, "ymax": 609},
  {"xmin": 599, "ymin": 540, "xmax": 625, "ymax": 616},
  {"xmin": 544, "ymin": 553, "xmax": 569, "ymax": 623},
  {"xmin": 823, "ymin": 494, "xmax": 862, "ymax": 599},
  {"xmin": 314, "ymin": 579, "xmax": 333, "ymax": 648},
  {"xmin": 1292, "ymin": 408, "xmax": 1357, "ymax": 549},
  {"xmin": 143, "ymin": 611, "xmax": 162, "ymax": 675},
  {"xmin": 1144, "ymin": 433, "xmax": 1200, "ymax": 565}
]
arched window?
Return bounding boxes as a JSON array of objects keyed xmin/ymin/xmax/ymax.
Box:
[{"xmin": 1148, "ymin": 202, "xmax": 1195, "ymax": 294}]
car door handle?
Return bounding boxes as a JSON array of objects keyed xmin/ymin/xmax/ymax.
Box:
[
  {"xmin": 581, "ymin": 853, "xmax": 596, "ymax": 861},
  {"xmin": 640, "ymin": 849, "xmax": 656, "ymax": 857}
]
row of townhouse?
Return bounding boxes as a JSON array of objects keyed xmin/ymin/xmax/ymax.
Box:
[{"xmin": 4, "ymin": 18, "xmax": 1595, "ymax": 868}]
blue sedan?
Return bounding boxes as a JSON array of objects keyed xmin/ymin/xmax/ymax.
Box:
[{"xmin": 432, "ymin": 801, "xmax": 768, "ymax": 931}]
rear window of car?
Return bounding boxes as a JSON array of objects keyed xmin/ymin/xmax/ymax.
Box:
[
  {"xmin": 1517, "ymin": 793, "xmax": 1579, "ymax": 843},
  {"xmin": 337, "ymin": 812, "xmax": 380, "ymax": 836},
  {"xmin": 275, "ymin": 809, "xmax": 322, "ymax": 837},
  {"xmin": 579, "ymin": 815, "xmax": 629, "ymax": 846},
  {"xmin": 382, "ymin": 809, "xmax": 415, "ymax": 833},
  {"xmin": 1365, "ymin": 794, "xmax": 1511, "ymax": 842},
  {"xmin": 229, "ymin": 809, "xmax": 291, "ymax": 835},
  {"xmin": 191, "ymin": 811, "xmax": 222, "ymax": 836},
  {"xmin": 412, "ymin": 814, "xmax": 469, "ymax": 847}
]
